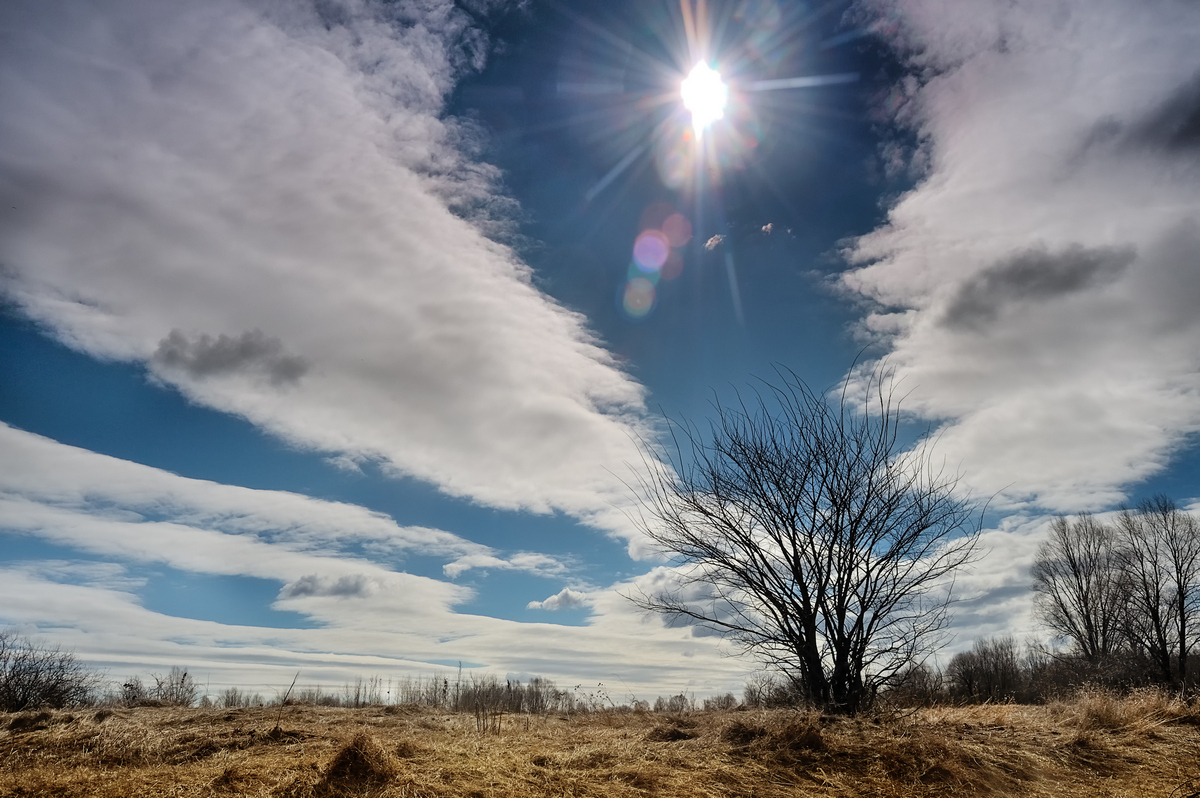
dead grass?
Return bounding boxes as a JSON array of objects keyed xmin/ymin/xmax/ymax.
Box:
[{"xmin": 0, "ymin": 693, "xmax": 1197, "ymax": 797}]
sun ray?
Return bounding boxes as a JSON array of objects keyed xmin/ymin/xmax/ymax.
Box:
[
  {"xmin": 516, "ymin": 0, "xmax": 873, "ymax": 323},
  {"xmin": 584, "ymin": 144, "xmax": 648, "ymax": 203},
  {"xmin": 680, "ymin": 0, "xmax": 700, "ymax": 65},
  {"xmin": 748, "ymin": 73, "xmax": 859, "ymax": 91},
  {"xmin": 695, "ymin": 0, "xmax": 711, "ymax": 60}
]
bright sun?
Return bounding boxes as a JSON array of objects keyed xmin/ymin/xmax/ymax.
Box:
[{"xmin": 680, "ymin": 62, "xmax": 727, "ymax": 133}]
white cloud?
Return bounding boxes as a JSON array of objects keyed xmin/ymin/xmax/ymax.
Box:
[
  {"xmin": 0, "ymin": 425, "xmax": 747, "ymax": 696},
  {"xmin": 1, "ymin": 421, "xmax": 1047, "ymax": 690},
  {"xmin": 845, "ymin": 0, "xmax": 1200, "ymax": 511},
  {"xmin": 0, "ymin": 422, "xmax": 569, "ymax": 581},
  {"xmin": 0, "ymin": 0, "xmax": 653, "ymax": 543},
  {"xmin": 444, "ymin": 552, "xmax": 569, "ymax": 579},
  {"xmin": 527, "ymin": 587, "xmax": 591, "ymax": 611}
]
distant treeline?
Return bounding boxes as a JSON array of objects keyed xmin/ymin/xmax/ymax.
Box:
[
  {"xmin": 885, "ymin": 496, "xmax": 1200, "ymax": 706},
  {"xmin": 883, "ymin": 635, "xmax": 1200, "ymax": 707},
  {"xmin": 0, "ymin": 638, "xmax": 727, "ymax": 715},
  {"xmin": 3, "ymin": 496, "xmax": 1197, "ymax": 714},
  {"xmin": 1028, "ymin": 497, "xmax": 1199, "ymax": 691}
]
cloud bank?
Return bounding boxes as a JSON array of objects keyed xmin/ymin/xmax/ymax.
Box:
[
  {"xmin": 846, "ymin": 0, "xmax": 1200, "ymax": 511},
  {"xmin": 0, "ymin": 424, "xmax": 744, "ymax": 695},
  {"xmin": 0, "ymin": 0, "xmax": 651, "ymax": 539}
]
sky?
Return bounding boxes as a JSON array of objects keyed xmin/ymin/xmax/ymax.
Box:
[{"xmin": 1, "ymin": 0, "xmax": 1199, "ymax": 701}]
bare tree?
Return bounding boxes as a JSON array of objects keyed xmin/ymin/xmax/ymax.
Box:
[
  {"xmin": 627, "ymin": 368, "xmax": 982, "ymax": 714},
  {"xmin": 1115, "ymin": 496, "xmax": 1200, "ymax": 686},
  {"xmin": 1030, "ymin": 514, "xmax": 1123, "ymax": 661}
]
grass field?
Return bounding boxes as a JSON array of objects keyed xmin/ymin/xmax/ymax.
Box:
[{"xmin": 2, "ymin": 691, "xmax": 1199, "ymax": 797}]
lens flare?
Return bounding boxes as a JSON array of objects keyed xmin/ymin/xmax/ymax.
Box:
[
  {"xmin": 662, "ymin": 213, "xmax": 693, "ymax": 247},
  {"xmin": 622, "ymin": 277, "xmax": 657, "ymax": 318},
  {"xmin": 681, "ymin": 62, "xmax": 727, "ymax": 133},
  {"xmin": 633, "ymin": 230, "xmax": 670, "ymax": 272},
  {"xmin": 661, "ymin": 249, "xmax": 684, "ymax": 280}
]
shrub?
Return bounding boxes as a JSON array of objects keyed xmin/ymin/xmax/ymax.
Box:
[
  {"xmin": 703, "ymin": 693, "xmax": 738, "ymax": 711},
  {"xmin": 150, "ymin": 666, "xmax": 198, "ymax": 706},
  {"xmin": 0, "ymin": 630, "xmax": 101, "ymax": 711},
  {"xmin": 743, "ymin": 673, "xmax": 806, "ymax": 709},
  {"xmin": 653, "ymin": 694, "xmax": 691, "ymax": 713}
]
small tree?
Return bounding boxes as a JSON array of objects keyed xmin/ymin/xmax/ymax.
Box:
[
  {"xmin": 628, "ymin": 368, "xmax": 982, "ymax": 714},
  {"xmin": 0, "ymin": 631, "xmax": 101, "ymax": 711}
]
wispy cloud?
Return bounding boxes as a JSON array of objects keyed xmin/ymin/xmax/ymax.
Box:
[
  {"xmin": 0, "ymin": 0, "xmax": 652, "ymax": 543},
  {"xmin": 0, "ymin": 425, "xmax": 745, "ymax": 694},
  {"xmin": 0, "ymin": 423, "xmax": 571, "ymax": 582},
  {"xmin": 845, "ymin": 0, "xmax": 1200, "ymax": 511},
  {"xmin": 443, "ymin": 552, "xmax": 570, "ymax": 580}
]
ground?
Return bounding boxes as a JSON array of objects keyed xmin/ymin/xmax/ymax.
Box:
[{"xmin": 2, "ymin": 692, "xmax": 1199, "ymax": 797}]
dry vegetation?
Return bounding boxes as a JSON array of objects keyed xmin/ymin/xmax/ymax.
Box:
[{"xmin": 2, "ymin": 691, "xmax": 1199, "ymax": 798}]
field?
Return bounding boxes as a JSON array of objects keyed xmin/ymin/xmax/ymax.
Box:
[{"xmin": 2, "ymin": 692, "xmax": 1199, "ymax": 797}]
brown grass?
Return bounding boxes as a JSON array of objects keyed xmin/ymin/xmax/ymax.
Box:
[{"xmin": 1, "ymin": 692, "xmax": 1198, "ymax": 797}]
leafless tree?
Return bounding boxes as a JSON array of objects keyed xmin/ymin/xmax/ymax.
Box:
[
  {"xmin": 1115, "ymin": 496, "xmax": 1200, "ymax": 686},
  {"xmin": 1030, "ymin": 499, "xmax": 1200, "ymax": 689},
  {"xmin": 1030, "ymin": 514, "xmax": 1123, "ymax": 661},
  {"xmin": 627, "ymin": 368, "xmax": 982, "ymax": 714}
]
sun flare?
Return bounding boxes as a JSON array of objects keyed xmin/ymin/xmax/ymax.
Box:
[{"xmin": 680, "ymin": 62, "xmax": 727, "ymax": 133}]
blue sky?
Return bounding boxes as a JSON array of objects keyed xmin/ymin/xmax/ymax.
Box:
[{"xmin": 2, "ymin": 0, "xmax": 1200, "ymax": 700}]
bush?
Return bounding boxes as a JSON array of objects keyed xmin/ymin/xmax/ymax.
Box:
[
  {"xmin": 653, "ymin": 694, "xmax": 691, "ymax": 713},
  {"xmin": 887, "ymin": 664, "xmax": 943, "ymax": 707},
  {"xmin": 220, "ymin": 686, "xmax": 265, "ymax": 708},
  {"xmin": 703, "ymin": 693, "xmax": 738, "ymax": 711},
  {"xmin": 0, "ymin": 630, "xmax": 102, "ymax": 711},
  {"xmin": 946, "ymin": 636, "xmax": 1023, "ymax": 703},
  {"xmin": 120, "ymin": 675, "xmax": 146, "ymax": 705},
  {"xmin": 150, "ymin": 666, "xmax": 198, "ymax": 707},
  {"xmin": 743, "ymin": 674, "xmax": 807, "ymax": 709}
]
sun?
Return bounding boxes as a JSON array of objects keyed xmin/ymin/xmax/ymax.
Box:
[{"xmin": 680, "ymin": 62, "xmax": 727, "ymax": 134}]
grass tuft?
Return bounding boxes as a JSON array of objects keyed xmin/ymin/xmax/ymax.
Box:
[
  {"xmin": 314, "ymin": 733, "xmax": 401, "ymax": 797},
  {"xmin": 644, "ymin": 724, "xmax": 696, "ymax": 742},
  {"xmin": 7, "ymin": 710, "xmax": 53, "ymax": 733}
]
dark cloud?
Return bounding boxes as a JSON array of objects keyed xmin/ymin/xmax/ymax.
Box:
[
  {"xmin": 280, "ymin": 574, "xmax": 373, "ymax": 599},
  {"xmin": 153, "ymin": 329, "xmax": 308, "ymax": 386},
  {"xmin": 1082, "ymin": 71, "xmax": 1200, "ymax": 157},
  {"xmin": 942, "ymin": 244, "xmax": 1136, "ymax": 331},
  {"xmin": 949, "ymin": 581, "xmax": 1035, "ymax": 630},
  {"xmin": 1129, "ymin": 70, "xmax": 1200, "ymax": 152}
]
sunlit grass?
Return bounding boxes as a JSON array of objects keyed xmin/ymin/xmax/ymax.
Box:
[{"xmin": 3, "ymin": 690, "xmax": 1199, "ymax": 797}]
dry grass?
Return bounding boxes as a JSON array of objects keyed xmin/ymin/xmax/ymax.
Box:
[{"xmin": 1, "ymin": 693, "xmax": 1198, "ymax": 797}]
